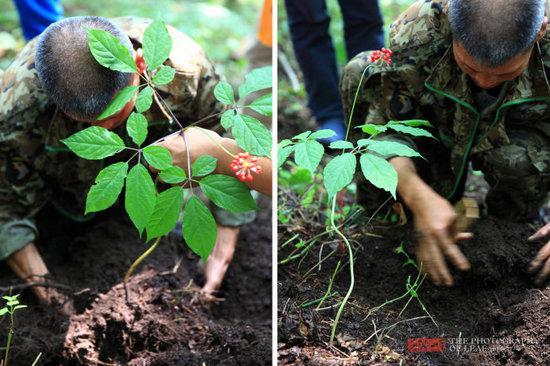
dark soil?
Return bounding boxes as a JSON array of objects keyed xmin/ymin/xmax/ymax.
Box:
[
  {"xmin": 0, "ymin": 197, "xmax": 272, "ymax": 366},
  {"xmin": 278, "ymin": 216, "xmax": 550, "ymax": 365}
]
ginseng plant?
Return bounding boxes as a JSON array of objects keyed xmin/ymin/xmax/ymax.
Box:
[
  {"xmin": 61, "ymin": 20, "xmax": 272, "ymax": 282},
  {"xmin": 278, "ymin": 48, "xmax": 434, "ymax": 343}
]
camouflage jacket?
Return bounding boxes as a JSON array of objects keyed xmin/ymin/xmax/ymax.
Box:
[
  {"xmin": 342, "ymin": 0, "xmax": 550, "ymax": 199},
  {"xmin": 0, "ymin": 17, "xmax": 221, "ymax": 260}
]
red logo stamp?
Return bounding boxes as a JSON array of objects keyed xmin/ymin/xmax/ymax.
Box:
[{"xmin": 407, "ymin": 338, "xmax": 447, "ymax": 353}]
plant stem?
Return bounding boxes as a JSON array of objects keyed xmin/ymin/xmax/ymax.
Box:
[
  {"xmin": 329, "ymin": 194, "xmax": 355, "ymax": 344},
  {"xmin": 124, "ymin": 237, "xmax": 162, "ymax": 284},
  {"xmin": 31, "ymin": 352, "xmax": 42, "ymax": 366},
  {"xmin": 316, "ymin": 259, "xmax": 341, "ymax": 310},
  {"xmin": 344, "ymin": 65, "xmax": 371, "ymax": 142},
  {"xmin": 4, "ymin": 312, "xmax": 14, "ymax": 366}
]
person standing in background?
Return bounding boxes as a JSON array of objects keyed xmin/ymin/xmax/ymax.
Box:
[
  {"xmin": 13, "ymin": 0, "xmax": 64, "ymax": 40},
  {"xmin": 285, "ymin": 0, "xmax": 384, "ymax": 143}
]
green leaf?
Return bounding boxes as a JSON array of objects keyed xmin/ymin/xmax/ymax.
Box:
[
  {"xmin": 0, "ymin": 308, "xmax": 8, "ymax": 316},
  {"xmin": 278, "ymin": 145, "xmax": 294, "ymax": 169},
  {"xmin": 358, "ymin": 140, "xmax": 424, "ymax": 159},
  {"xmin": 220, "ymin": 110, "xmax": 236, "ymax": 129},
  {"xmin": 146, "ymin": 186, "xmax": 184, "ymax": 241},
  {"xmin": 85, "ymin": 162, "xmax": 128, "ymax": 214},
  {"xmin": 2, "ymin": 295, "xmax": 17, "ymax": 301},
  {"xmin": 127, "ymin": 112, "xmax": 148, "ymax": 147},
  {"xmin": 387, "ymin": 124, "xmax": 435, "ymax": 138},
  {"xmin": 294, "ymin": 140, "xmax": 324, "ymax": 173},
  {"xmin": 249, "ymin": 93, "xmax": 272, "ymax": 115},
  {"xmin": 86, "ymin": 28, "xmax": 137, "ymax": 73},
  {"xmin": 278, "ymin": 139, "xmax": 293, "ymax": 149},
  {"xmin": 360, "ymin": 153, "xmax": 398, "ymax": 198},
  {"xmin": 125, "ymin": 164, "xmax": 156, "ymax": 236},
  {"xmin": 232, "ymin": 114, "xmax": 272, "ymax": 157},
  {"xmin": 142, "ymin": 19, "xmax": 172, "ymax": 70},
  {"xmin": 159, "ymin": 166, "xmax": 187, "ymax": 184},
  {"xmin": 238, "ymin": 66, "xmax": 272, "ymax": 98},
  {"xmin": 143, "ymin": 146, "xmax": 173, "ymax": 170},
  {"xmin": 390, "ymin": 119, "xmax": 432, "ymax": 127},
  {"xmin": 13, "ymin": 305, "xmax": 27, "ymax": 310},
  {"xmin": 182, "ymin": 196, "xmax": 217, "ymax": 260},
  {"xmin": 329, "ymin": 140, "xmax": 354, "ymax": 149},
  {"xmin": 360, "ymin": 124, "xmax": 387, "ymax": 137},
  {"xmin": 310, "ymin": 129, "xmax": 336, "ymax": 140},
  {"xmin": 293, "ymin": 131, "xmax": 312, "ymax": 141},
  {"xmin": 152, "ymin": 65, "xmax": 175, "ymax": 85},
  {"xmin": 214, "ymin": 81, "xmax": 235, "ymax": 105},
  {"xmin": 323, "ymin": 153, "xmax": 356, "ymax": 198},
  {"xmin": 97, "ymin": 85, "xmax": 138, "ymax": 120},
  {"xmin": 61, "ymin": 126, "xmax": 125, "ymax": 160},
  {"xmin": 192, "ymin": 155, "xmax": 217, "ymax": 177},
  {"xmin": 199, "ymin": 175, "xmax": 256, "ymax": 212},
  {"xmin": 135, "ymin": 86, "xmax": 154, "ymax": 113}
]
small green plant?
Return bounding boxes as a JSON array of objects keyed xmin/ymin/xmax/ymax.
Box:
[
  {"xmin": 0, "ymin": 295, "xmax": 27, "ymax": 366},
  {"xmin": 278, "ymin": 49, "xmax": 434, "ymax": 343},
  {"xmin": 61, "ymin": 20, "xmax": 272, "ymax": 271}
]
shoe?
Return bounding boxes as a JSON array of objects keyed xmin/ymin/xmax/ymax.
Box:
[{"xmin": 317, "ymin": 119, "xmax": 346, "ymax": 144}]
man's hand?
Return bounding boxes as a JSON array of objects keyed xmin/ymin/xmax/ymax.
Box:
[
  {"xmin": 528, "ymin": 222, "xmax": 550, "ymax": 285},
  {"xmin": 413, "ymin": 191, "xmax": 472, "ymax": 286}
]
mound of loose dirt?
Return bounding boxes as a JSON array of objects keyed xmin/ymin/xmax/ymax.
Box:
[
  {"xmin": 0, "ymin": 198, "xmax": 272, "ymax": 365},
  {"xmin": 278, "ymin": 217, "xmax": 550, "ymax": 365}
]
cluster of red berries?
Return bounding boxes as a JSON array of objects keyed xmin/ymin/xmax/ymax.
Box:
[
  {"xmin": 370, "ymin": 48, "xmax": 393, "ymax": 65},
  {"xmin": 230, "ymin": 152, "xmax": 262, "ymax": 182}
]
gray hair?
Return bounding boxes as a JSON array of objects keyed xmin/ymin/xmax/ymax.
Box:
[
  {"xmin": 449, "ymin": 0, "xmax": 545, "ymax": 67},
  {"xmin": 35, "ymin": 16, "xmax": 133, "ymax": 120}
]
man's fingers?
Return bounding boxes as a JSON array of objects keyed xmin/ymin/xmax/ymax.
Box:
[
  {"xmin": 535, "ymin": 259, "xmax": 550, "ymax": 285},
  {"xmin": 444, "ymin": 244, "xmax": 471, "ymax": 271},
  {"xmin": 528, "ymin": 222, "xmax": 550, "ymax": 241},
  {"xmin": 455, "ymin": 232, "xmax": 474, "ymax": 241},
  {"xmin": 529, "ymin": 241, "xmax": 550, "ymax": 273}
]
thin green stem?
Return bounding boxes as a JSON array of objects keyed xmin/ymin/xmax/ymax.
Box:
[
  {"xmin": 124, "ymin": 237, "xmax": 162, "ymax": 284},
  {"xmin": 344, "ymin": 65, "xmax": 371, "ymax": 142},
  {"xmin": 31, "ymin": 352, "xmax": 42, "ymax": 366},
  {"xmin": 4, "ymin": 312, "xmax": 14, "ymax": 366},
  {"xmin": 316, "ymin": 259, "xmax": 341, "ymax": 310},
  {"xmin": 329, "ymin": 195, "xmax": 355, "ymax": 344}
]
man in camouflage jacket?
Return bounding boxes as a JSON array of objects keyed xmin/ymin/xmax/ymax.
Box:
[
  {"xmin": 0, "ymin": 16, "xmax": 254, "ymax": 309},
  {"xmin": 341, "ymin": 0, "xmax": 550, "ymax": 286}
]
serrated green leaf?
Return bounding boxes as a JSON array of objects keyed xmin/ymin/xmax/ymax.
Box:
[
  {"xmin": 238, "ymin": 66, "xmax": 272, "ymax": 98},
  {"xmin": 329, "ymin": 140, "xmax": 354, "ymax": 149},
  {"xmin": 293, "ymin": 131, "xmax": 312, "ymax": 141},
  {"xmin": 135, "ymin": 86, "xmax": 154, "ymax": 113},
  {"xmin": 278, "ymin": 145, "xmax": 294, "ymax": 169},
  {"xmin": 142, "ymin": 19, "xmax": 172, "ymax": 70},
  {"xmin": 125, "ymin": 164, "xmax": 156, "ymax": 235},
  {"xmin": 221, "ymin": 110, "xmax": 236, "ymax": 129},
  {"xmin": 146, "ymin": 186, "xmax": 184, "ymax": 241},
  {"xmin": 143, "ymin": 146, "xmax": 173, "ymax": 170},
  {"xmin": 192, "ymin": 155, "xmax": 217, "ymax": 177},
  {"xmin": 199, "ymin": 175, "xmax": 256, "ymax": 212},
  {"xmin": 294, "ymin": 140, "xmax": 324, "ymax": 173},
  {"xmin": 152, "ymin": 65, "xmax": 175, "ymax": 85},
  {"xmin": 249, "ymin": 93, "xmax": 272, "ymax": 115},
  {"xmin": 390, "ymin": 119, "xmax": 432, "ymax": 127},
  {"xmin": 0, "ymin": 308, "xmax": 8, "ymax": 316},
  {"xmin": 360, "ymin": 153, "xmax": 398, "ymax": 198},
  {"xmin": 359, "ymin": 124, "xmax": 387, "ymax": 137},
  {"xmin": 359, "ymin": 140, "xmax": 423, "ymax": 159},
  {"xmin": 97, "ymin": 85, "xmax": 138, "ymax": 120},
  {"xmin": 127, "ymin": 112, "xmax": 148, "ymax": 146},
  {"xmin": 214, "ymin": 81, "xmax": 235, "ymax": 105},
  {"xmin": 85, "ymin": 162, "xmax": 128, "ymax": 214},
  {"xmin": 2, "ymin": 295, "xmax": 17, "ymax": 301},
  {"xmin": 387, "ymin": 124, "xmax": 435, "ymax": 138},
  {"xmin": 232, "ymin": 114, "xmax": 272, "ymax": 157},
  {"xmin": 278, "ymin": 139, "xmax": 293, "ymax": 149},
  {"xmin": 310, "ymin": 129, "xmax": 336, "ymax": 140},
  {"xmin": 61, "ymin": 126, "xmax": 125, "ymax": 160},
  {"xmin": 86, "ymin": 28, "xmax": 137, "ymax": 73},
  {"xmin": 159, "ymin": 166, "xmax": 187, "ymax": 184},
  {"xmin": 323, "ymin": 153, "xmax": 356, "ymax": 198},
  {"xmin": 182, "ymin": 196, "xmax": 217, "ymax": 260}
]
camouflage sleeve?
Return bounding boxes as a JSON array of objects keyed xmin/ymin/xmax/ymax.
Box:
[{"xmin": 0, "ymin": 131, "xmax": 42, "ymax": 260}]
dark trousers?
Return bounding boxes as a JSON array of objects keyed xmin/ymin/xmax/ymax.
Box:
[{"xmin": 285, "ymin": 0, "xmax": 384, "ymax": 124}]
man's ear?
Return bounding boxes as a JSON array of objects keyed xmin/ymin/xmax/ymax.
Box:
[
  {"xmin": 536, "ymin": 16, "xmax": 548, "ymax": 42},
  {"xmin": 135, "ymin": 48, "xmax": 146, "ymax": 74}
]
